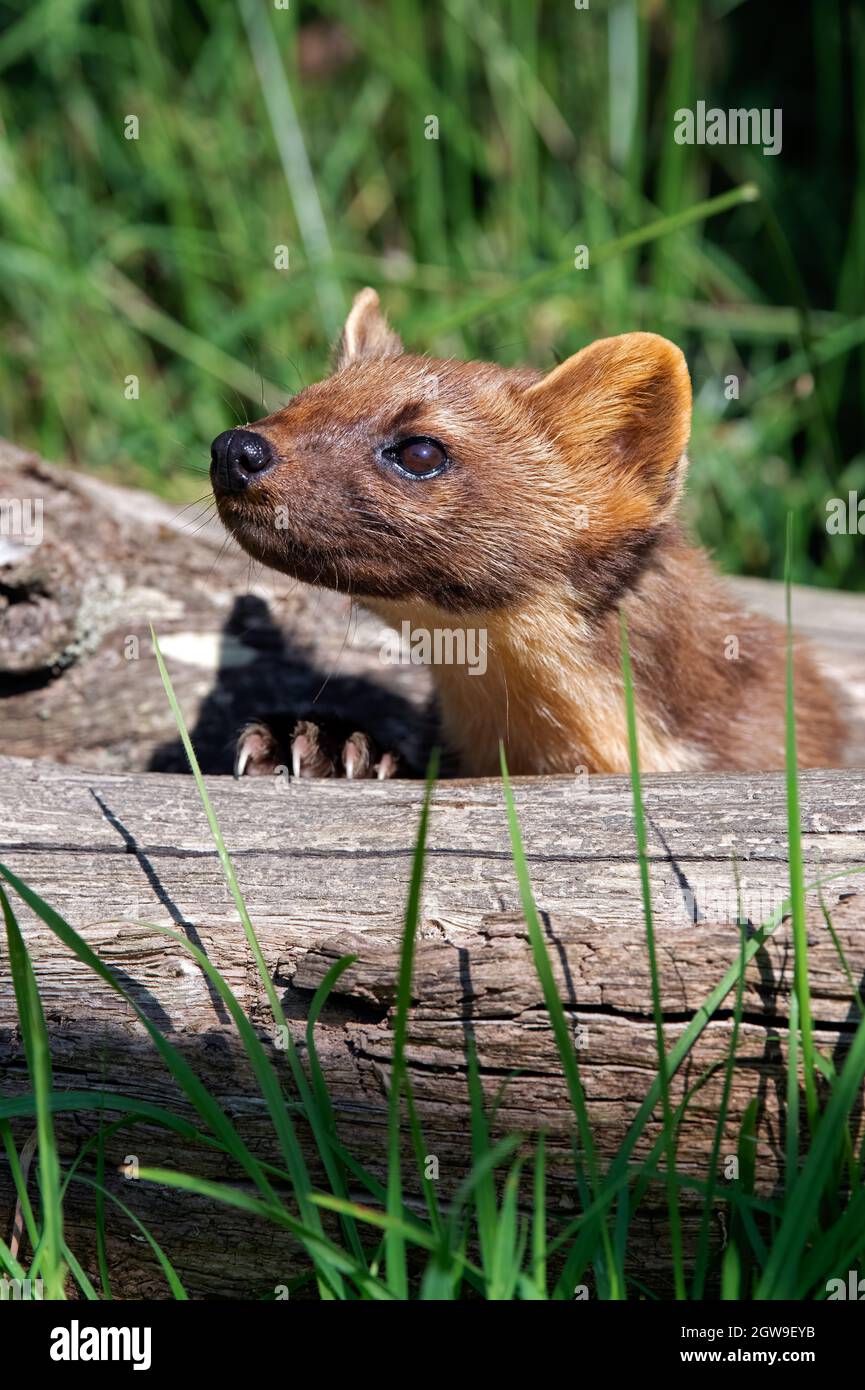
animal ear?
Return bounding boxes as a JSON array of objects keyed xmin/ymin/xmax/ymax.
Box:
[
  {"xmin": 523, "ymin": 332, "xmax": 692, "ymax": 525},
  {"xmin": 336, "ymin": 288, "xmax": 403, "ymax": 369}
]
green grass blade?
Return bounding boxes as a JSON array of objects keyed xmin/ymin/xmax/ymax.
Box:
[
  {"xmin": 0, "ymin": 861, "xmax": 277, "ymax": 1205},
  {"xmin": 150, "ymin": 628, "xmax": 286, "ymax": 1030},
  {"xmin": 136, "ymin": 1168, "xmax": 391, "ymax": 1299},
  {"xmin": 70, "ymin": 1176, "xmax": 188, "ymax": 1300},
  {"xmin": 401, "ymin": 1072, "xmax": 443, "ymax": 1243},
  {"xmin": 304, "ymin": 953, "xmax": 369, "ymax": 1264},
  {"xmin": 489, "ymin": 1157, "xmax": 526, "ymax": 1301},
  {"xmin": 756, "ymin": 1008, "xmax": 865, "ymax": 1298},
  {"xmin": 499, "ymin": 747, "xmax": 620, "ymax": 1298},
  {"xmin": 618, "ymin": 612, "xmax": 685, "ymax": 1299},
  {"xmin": 783, "ymin": 513, "xmax": 819, "ymax": 1132},
  {"xmin": 785, "ymin": 991, "xmax": 801, "ymax": 1199},
  {"xmin": 386, "ymin": 749, "xmax": 439, "ymax": 1297},
  {"xmin": 530, "ymin": 1132, "xmax": 547, "ymax": 1299},
  {"xmin": 136, "ymin": 919, "xmax": 345, "ymax": 1296},
  {"xmin": 0, "ymin": 1121, "xmax": 39, "ymax": 1260},
  {"xmin": 466, "ymin": 1035, "xmax": 498, "ymax": 1286},
  {"xmin": 95, "ymin": 1117, "xmax": 111, "ymax": 1299},
  {"xmin": 691, "ymin": 881, "xmax": 749, "ymax": 1296},
  {"xmin": 0, "ymin": 884, "xmax": 65, "ymax": 1299},
  {"xmin": 237, "ymin": 0, "xmax": 343, "ymax": 336},
  {"xmin": 61, "ymin": 1243, "xmax": 100, "ymax": 1301},
  {"xmin": 423, "ymin": 183, "xmax": 758, "ymax": 337}
]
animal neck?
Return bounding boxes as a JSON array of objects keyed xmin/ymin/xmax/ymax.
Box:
[{"xmin": 365, "ymin": 556, "xmax": 706, "ymax": 776}]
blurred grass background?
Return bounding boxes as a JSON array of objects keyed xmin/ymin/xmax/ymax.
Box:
[{"xmin": 0, "ymin": 0, "xmax": 863, "ymax": 588}]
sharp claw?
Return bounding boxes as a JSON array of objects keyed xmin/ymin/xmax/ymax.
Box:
[
  {"xmin": 342, "ymin": 733, "xmax": 371, "ymax": 779},
  {"xmin": 236, "ymin": 718, "xmax": 391, "ymax": 781},
  {"xmin": 235, "ymin": 723, "xmax": 273, "ymax": 778}
]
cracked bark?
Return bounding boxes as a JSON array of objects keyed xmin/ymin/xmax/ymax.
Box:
[{"xmin": 1, "ymin": 758, "xmax": 864, "ymax": 1297}]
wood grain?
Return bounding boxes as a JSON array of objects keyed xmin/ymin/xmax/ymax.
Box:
[{"xmin": 1, "ymin": 757, "xmax": 864, "ymax": 1297}]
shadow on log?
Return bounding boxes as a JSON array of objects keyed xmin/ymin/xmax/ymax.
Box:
[
  {"xmin": 2, "ymin": 437, "xmax": 864, "ymax": 771},
  {"xmin": 0, "ymin": 439, "xmax": 432, "ymax": 773}
]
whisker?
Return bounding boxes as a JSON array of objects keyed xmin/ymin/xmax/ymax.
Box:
[
  {"xmin": 205, "ymin": 534, "xmax": 234, "ymax": 582},
  {"xmin": 220, "ymin": 392, "xmax": 248, "ymax": 427},
  {"xmin": 173, "ymin": 492, "xmax": 216, "ymax": 521},
  {"xmin": 186, "ymin": 506, "xmax": 220, "ymax": 537}
]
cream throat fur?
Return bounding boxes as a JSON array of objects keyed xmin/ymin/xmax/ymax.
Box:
[{"xmin": 364, "ymin": 591, "xmax": 702, "ymax": 777}]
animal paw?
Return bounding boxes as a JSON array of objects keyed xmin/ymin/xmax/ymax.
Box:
[
  {"xmin": 234, "ymin": 716, "xmax": 399, "ymax": 780},
  {"xmin": 233, "ymin": 720, "xmax": 289, "ymax": 778}
]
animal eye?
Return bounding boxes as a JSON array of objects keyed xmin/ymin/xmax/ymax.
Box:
[{"xmin": 389, "ymin": 437, "xmax": 448, "ymax": 478}]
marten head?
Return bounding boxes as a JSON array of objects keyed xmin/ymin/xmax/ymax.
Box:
[{"xmin": 211, "ymin": 288, "xmax": 692, "ymax": 617}]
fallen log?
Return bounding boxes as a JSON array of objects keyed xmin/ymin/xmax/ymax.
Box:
[
  {"xmin": 1, "ymin": 757, "xmax": 864, "ymax": 1297},
  {"xmin": 3, "ymin": 442, "xmax": 865, "ymax": 1297}
]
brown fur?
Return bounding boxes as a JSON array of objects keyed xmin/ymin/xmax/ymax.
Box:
[{"xmin": 212, "ymin": 289, "xmax": 847, "ymax": 776}]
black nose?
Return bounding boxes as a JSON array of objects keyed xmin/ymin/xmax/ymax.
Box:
[{"xmin": 210, "ymin": 429, "xmax": 274, "ymax": 494}]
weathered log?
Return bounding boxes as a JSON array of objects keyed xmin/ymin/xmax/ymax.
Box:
[
  {"xmin": 3, "ymin": 442, "xmax": 865, "ymax": 1296},
  {"xmin": 1, "ymin": 758, "xmax": 864, "ymax": 1297},
  {"xmin": 2, "ymin": 436, "xmax": 865, "ymax": 771}
]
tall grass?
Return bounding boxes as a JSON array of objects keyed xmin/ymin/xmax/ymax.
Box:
[
  {"xmin": 619, "ymin": 609, "xmax": 684, "ymax": 1299},
  {"xmin": 3, "ymin": 540, "xmax": 865, "ymax": 1299},
  {"xmin": 0, "ymin": 1, "xmax": 862, "ymax": 587}
]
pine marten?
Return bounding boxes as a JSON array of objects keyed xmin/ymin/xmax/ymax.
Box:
[{"xmin": 210, "ymin": 287, "xmax": 846, "ymax": 779}]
